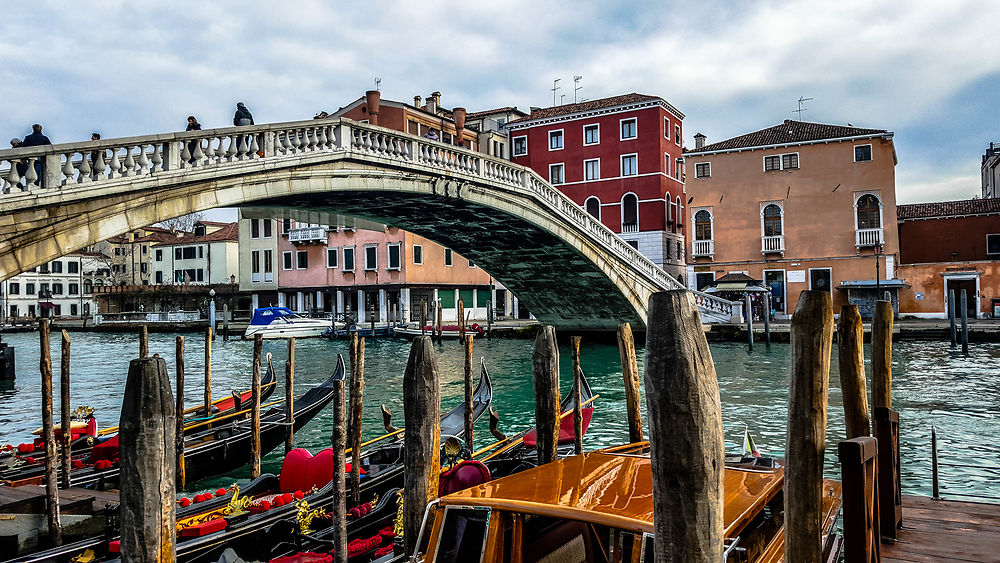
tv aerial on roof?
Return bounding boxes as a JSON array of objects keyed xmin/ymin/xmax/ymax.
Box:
[{"xmin": 794, "ymin": 96, "xmax": 814, "ymax": 119}]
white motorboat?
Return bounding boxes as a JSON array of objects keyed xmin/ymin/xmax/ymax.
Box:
[{"xmin": 244, "ymin": 307, "xmax": 340, "ymax": 339}]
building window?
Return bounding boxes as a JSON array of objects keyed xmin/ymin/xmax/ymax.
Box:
[
  {"xmin": 155, "ymin": 249, "xmax": 163, "ymax": 261},
  {"xmin": 282, "ymin": 218, "xmax": 291, "ymax": 234},
  {"xmin": 583, "ymin": 124, "xmax": 600, "ymax": 145},
  {"xmin": 9, "ymin": 282, "xmax": 19, "ymax": 295},
  {"xmin": 68, "ymin": 261, "xmax": 79, "ymax": 274},
  {"xmin": 51, "ymin": 261, "xmax": 62, "ymax": 273},
  {"xmin": 388, "ymin": 243, "xmax": 401, "ymax": 270},
  {"xmin": 695, "ymin": 162, "xmax": 711, "ymax": 178},
  {"xmin": 664, "ymin": 117, "xmax": 670, "ymax": 139},
  {"xmin": 83, "ymin": 280, "xmax": 92, "ymax": 293},
  {"xmin": 548, "ymin": 129, "xmax": 564, "ymax": 151},
  {"xmin": 52, "ymin": 283, "xmax": 63, "ymax": 295},
  {"xmin": 198, "ymin": 246, "xmax": 204, "ymax": 258},
  {"xmin": 987, "ymin": 234, "xmax": 1000, "ymax": 256},
  {"xmin": 674, "ymin": 124, "xmax": 681, "ymax": 145},
  {"xmin": 263, "ymin": 250, "xmax": 273, "ymax": 281},
  {"xmin": 622, "ymin": 193, "xmax": 639, "ymax": 232},
  {"xmin": 620, "ymin": 118, "xmax": 637, "ymax": 140},
  {"xmin": 250, "ymin": 218, "xmax": 260, "ymax": 238},
  {"xmin": 621, "ymin": 154, "xmax": 637, "ymax": 176},
  {"xmin": 26, "ymin": 283, "xmax": 35, "ymax": 295},
  {"xmin": 251, "ymin": 250, "xmax": 261, "ymax": 281},
  {"xmin": 584, "ymin": 159, "xmax": 600, "ymax": 181},
  {"xmin": 54, "ymin": 305, "xmax": 62, "ymax": 316},
  {"xmin": 140, "ymin": 263, "xmax": 148, "ymax": 274},
  {"xmin": 664, "ymin": 154, "xmax": 671, "ymax": 177},
  {"xmin": 856, "ymin": 194, "xmax": 881, "ymax": 229},
  {"xmin": 782, "ymin": 153, "xmax": 799, "ymax": 170},
  {"xmin": 695, "ymin": 210, "xmax": 712, "ymax": 240},
  {"xmin": 764, "ymin": 155, "xmax": 781, "ymax": 171},
  {"xmin": 585, "ymin": 196, "xmax": 601, "ymax": 220},
  {"xmin": 627, "ymin": 240, "xmax": 639, "ymax": 250},
  {"xmin": 326, "ymin": 248, "xmax": 338, "ymax": 269},
  {"xmin": 70, "ymin": 304, "xmax": 78, "ymax": 316},
  {"xmin": 69, "ymin": 283, "xmax": 79, "ymax": 295},
  {"xmin": 444, "ymin": 248, "xmax": 454, "ymax": 267},
  {"xmin": 512, "ymin": 136, "xmax": 527, "ymax": 156},
  {"xmin": 549, "ymin": 163, "xmax": 565, "ymax": 184},
  {"xmin": 343, "ymin": 247, "xmax": 355, "ymax": 271},
  {"xmin": 855, "ymin": 144, "xmax": 873, "ymax": 162},
  {"xmin": 763, "ymin": 204, "xmax": 783, "ymax": 236},
  {"xmin": 263, "ymin": 219, "xmax": 273, "ymax": 237},
  {"xmin": 296, "ymin": 250, "xmax": 308, "ymax": 269},
  {"xmin": 413, "ymin": 244, "xmax": 423, "ymax": 265},
  {"xmin": 364, "ymin": 245, "xmax": 378, "ymax": 270},
  {"xmin": 282, "ymin": 251, "xmax": 293, "ymax": 270}
]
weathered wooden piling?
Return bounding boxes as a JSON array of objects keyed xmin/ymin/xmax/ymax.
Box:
[
  {"xmin": 838, "ymin": 437, "xmax": 881, "ymax": 563},
  {"xmin": 838, "ymin": 305, "xmax": 870, "ymax": 439},
  {"xmin": 330, "ymin": 364, "xmax": 348, "ymax": 563},
  {"xmin": 644, "ymin": 291, "xmax": 723, "ymax": 562},
  {"xmin": 948, "ymin": 289, "xmax": 957, "ymax": 347},
  {"xmin": 785, "ymin": 290, "xmax": 834, "ymax": 563},
  {"xmin": 203, "ymin": 326, "xmax": 212, "ymax": 417},
  {"xmin": 486, "ymin": 299, "xmax": 493, "ymax": 340},
  {"xmin": 617, "ymin": 322, "xmax": 643, "ymax": 443},
  {"xmin": 39, "ymin": 319, "xmax": 62, "ymax": 546},
  {"xmin": 348, "ymin": 334, "xmax": 365, "ymax": 505},
  {"xmin": 120, "ymin": 356, "xmax": 176, "ymax": 562},
  {"xmin": 435, "ymin": 299, "xmax": 443, "ymax": 342},
  {"xmin": 285, "ymin": 338, "xmax": 296, "ymax": 454},
  {"xmin": 458, "ymin": 298, "xmax": 466, "ymax": 339},
  {"xmin": 871, "ymin": 300, "xmax": 893, "ymax": 411},
  {"xmin": 763, "ymin": 292, "xmax": 772, "ymax": 348},
  {"xmin": 402, "ymin": 336, "xmax": 441, "ymax": 555},
  {"xmin": 222, "ymin": 304, "xmax": 229, "ymax": 341},
  {"xmin": 532, "ymin": 326, "xmax": 560, "ymax": 466},
  {"xmin": 176, "ymin": 336, "xmax": 186, "ymax": 489},
  {"xmin": 570, "ymin": 336, "xmax": 584, "ymax": 455},
  {"xmin": 139, "ymin": 324, "xmax": 149, "ymax": 358},
  {"xmin": 463, "ymin": 334, "xmax": 475, "ymax": 452},
  {"xmin": 250, "ymin": 334, "xmax": 263, "ymax": 479},
  {"xmin": 745, "ymin": 294, "xmax": 754, "ymax": 352},
  {"xmin": 59, "ymin": 330, "xmax": 72, "ymax": 489},
  {"xmin": 369, "ymin": 305, "xmax": 375, "ymax": 337},
  {"xmin": 960, "ymin": 289, "xmax": 969, "ymax": 353},
  {"xmin": 420, "ymin": 300, "xmax": 427, "ymax": 336}
]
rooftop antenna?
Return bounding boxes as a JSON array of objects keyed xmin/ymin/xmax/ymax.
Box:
[
  {"xmin": 552, "ymin": 78, "xmax": 561, "ymax": 106},
  {"xmin": 560, "ymin": 94, "xmax": 566, "ymax": 105},
  {"xmin": 794, "ymin": 96, "xmax": 813, "ymax": 119},
  {"xmin": 573, "ymin": 75, "xmax": 583, "ymax": 103},
  {"xmin": 375, "ymin": 77, "xmax": 381, "ymax": 92}
]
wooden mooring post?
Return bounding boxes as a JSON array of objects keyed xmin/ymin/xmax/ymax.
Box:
[
  {"xmin": 763, "ymin": 292, "xmax": 772, "ymax": 349},
  {"xmin": 139, "ymin": 324, "xmax": 148, "ymax": 358},
  {"xmin": 463, "ymin": 334, "xmax": 475, "ymax": 452},
  {"xmin": 60, "ymin": 330, "xmax": 72, "ymax": 489},
  {"xmin": 203, "ymin": 326, "xmax": 212, "ymax": 417},
  {"xmin": 119, "ymin": 356, "xmax": 176, "ymax": 562},
  {"xmin": 349, "ymin": 333, "xmax": 365, "ymax": 505},
  {"xmin": 838, "ymin": 437, "xmax": 881, "ymax": 563},
  {"xmin": 458, "ymin": 298, "xmax": 466, "ymax": 340},
  {"xmin": 402, "ymin": 336, "xmax": 441, "ymax": 555},
  {"xmin": 435, "ymin": 299, "xmax": 443, "ymax": 343},
  {"xmin": 330, "ymin": 362, "xmax": 348, "ymax": 563},
  {"xmin": 176, "ymin": 336, "xmax": 186, "ymax": 489},
  {"xmin": 745, "ymin": 293, "xmax": 754, "ymax": 352},
  {"xmin": 39, "ymin": 319, "xmax": 62, "ymax": 546},
  {"xmin": 948, "ymin": 289, "xmax": 957, "ymax": 347},
  {"xmin": 532, "ymin": 326, "xmax": 560, "ymax": 466},
  {"xmin": 420, "ymin": 300, "xmax": 427, "ymax": 336},
  {"xmin": 786, "ymin": 290, "xmax": 834, "ymax": 563},
  {"xmin": 223, "ymin": 304, "xmax": 230, "ymax": 341},
  {"xmin": 872, "ymin": 301, "xmax": 893, "ymax": 412},
  {"xmin": 570, "ymin": 336, "xmax": 584, "ymax": 455},
  {"xmin": 875, "ymin": 406, "xmax": 902, "ymax": 539},
  {"xmin": 644, "ymin": 291, "xmax": 723, "ymax": 562},
  {"xmin": 285, "ymin": 337, "xmax": 296, "ymax": 454},
  {"xmin": 838, "ymin": 305, "xmax": 870, "ymax": 439},
  {"xmin": 617, "ymin": 322, "xmax": 643, "ymax": 443},
  {"xmin": 250, "ymin": 334, "xmax": 262, "ymax": 479},
  {"xmin": 960, "ymin": 289, "xmax": 969, "ymax": 353}
]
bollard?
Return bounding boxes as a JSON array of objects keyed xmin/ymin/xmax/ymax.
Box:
[
  {"xmin": 785, "ymin": 290, "xmax": 834, "ymax": 563},
  {"xmin": 644, "ymin": 291, "xmax": 723, "ymax": 562},
  {"xmin": 60, "ymin": 330, "xmax": 72, "ymax": 489},
  {"xmin": 39, "ymin": 319, "xmax": 62, "ymax": 546},
  {"xmin": 250, "ymin": 335, "xmax": 262, "ymax": 478},
  {"xmin": 420, "ymin": 300, "xmax": 427, "ymax": 336},
  {"xmin": 871, "ymin": 300, "xmax": 893, "ymax": 411},
  {"xmin": 402, "ymin": 336, "xmax": 441, "ymax": 555},
  {"xmin": 948, "ymin": 289, "xmax": 957, "ymax": 347},
  {"xmin": 436, "ymin": 299, "xmax": 443, "ymax": 343},
  {"xmin": 330, "ymin": 366, "xmax": 348, "ymax": 563},
  {"xmin": 204, "ymin": 327, "xmax": 212, "ymax": 417},
  {"xmin": 119, "ymin": 356, "xmax": 176, "ymax": 562},
  {"xmin": 838, "ymin": 305, "xmax": 870, "ymax": 439},
  {"xmin": 176, "ymin": 336, "xmax": 186, "ymax": 489},
  {"xmin": 348, "ymin": 334, "xmax": 365, "ymax": 504},
  {"xmin": 960, "ymin": 289, "xmax": 969, "ymax": 353},
  {"xmin": 532, "ymin": 326, "xmax": 560, "ymax": 466},
  {"xmin": 223, "ymin": 304, "xmax": 230, "ymax": 341},
  {"xmin": 285, "ymin": 338, "xmax": 296, "ymax": 454},
  {"xmin": 617, "ymin": 322, "xmax": 643, "ymax": 443},
  {"xmin": 463, "ymin": 334, "xmax": 475, "ymax": 452},
  {"xmin": 570, "ymin": 336, "xmax": 584, "ymax": 455}
]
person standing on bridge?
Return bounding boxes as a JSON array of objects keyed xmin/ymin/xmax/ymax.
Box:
[
  {"xmin": 233, "ymin": 103, "xmax": 254, "ymax": 126},
  {"xmin": 20, "ymin": 124, "xmax": 51, "ymax": 182},
  {"xmin": 185, "ymin": 116, "xmax": 202, "ymax": 163}
]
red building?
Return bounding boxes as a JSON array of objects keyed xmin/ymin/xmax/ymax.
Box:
[{"xmin": 506, "ymin": 93, "xmax": 687, "ymax": 279}]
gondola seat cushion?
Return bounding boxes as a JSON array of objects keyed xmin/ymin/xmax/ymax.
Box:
[
  {"xmin": 179, "ymin": 517, "xmax": 227, "ymax": 537},
  {"xmin": 438, "ymin": 460, "xmax": 492, "ymax": 496},
  {"xmin": 280, "ymin": 448, "xmax": 365, "ymax": 494},
  {"xmin": 270, "ymin": 552, "xmax": 333, "ymax": 562},
  {"xmin": 89, "ymin": 435, "xmax": 119, "ymax": 463},
  {"xmin": 522, "ymin": 407, "xmax": 593, "ymax": 448}
]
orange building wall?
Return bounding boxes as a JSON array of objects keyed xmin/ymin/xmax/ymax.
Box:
[
  {"xmin": 897, "ymin": 262, "xmax": 1000, "ymax": 318},
  {"xmin": 403, "ymin": 231, "xmax": 491, "ymax": 286}
]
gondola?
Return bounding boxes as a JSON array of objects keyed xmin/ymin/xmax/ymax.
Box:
[
  {"xmin": 0, "ymin": 366, "xmax": 278, "ymax": 489},
  {"xmin": 393, "ymin": 323, "xmax": 486, "ymax": 340}
]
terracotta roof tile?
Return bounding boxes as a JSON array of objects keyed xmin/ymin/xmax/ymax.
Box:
[
  {"xmin": 507, "ymin": 93, "xmax": 663, "ymax": 125},
  {"xmin": 465, "ymin": 107, "xmax": 526, "ymax": 119},
  {"xmin": 152, "ymin": 223, "xmax": 239, "ymax": 245},
  {"xmin": 897, "ymin": 198, "xmax": 1000, "ymax": 220},
  {"xmin": 685, "ymin": 119, "xmax": 888, "ymax": 154}
]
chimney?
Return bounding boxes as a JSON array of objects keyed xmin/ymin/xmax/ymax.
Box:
[
  {"xmin": 694, "ymin": 133, "xmax": 706, "ymax": 149},
  {"xmin": 365, "ymin": 90, "xmax": 381, "ymax": 126},
  {"xmin": 414, "ymin": 95, "xmax": 422, "ymax": 108},
  {"xmin": 425, "ymin": 94, "xmax": 437, "ymax": 115},
  {"xmin": 453, "ymin": 107, "xmax": 467, "ymax": 145}
]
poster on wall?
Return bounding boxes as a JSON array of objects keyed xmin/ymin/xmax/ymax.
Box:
[{"xmin": 787, "ymin": 270, "xmax": 806, "ymax": 283}]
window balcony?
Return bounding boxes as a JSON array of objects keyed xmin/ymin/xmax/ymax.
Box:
[
  {"xmin": 692, "ymin": 239, "xmax": 714, "ymax": 258},
  {"xmin": 621, "ymin": 222, "xmax": 639, "ymax": 234},
  {"xmin": 288, "ymin": 227, "xmax": 328, "ymax": 244},
  {"xmin": 761, "ymin": 235, "xmax": 785, "ymax": 254},
  {"xmin": 855, "ymin": 227, "xmax": 884, "ymax": 248}
]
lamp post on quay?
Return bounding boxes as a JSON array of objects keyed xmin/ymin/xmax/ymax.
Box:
[{"xmin": 209, "ymin": 288, "xmax": 216, "ymax": 339}]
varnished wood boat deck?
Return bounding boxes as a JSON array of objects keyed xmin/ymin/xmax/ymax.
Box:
[{"xmin": 882, "ymin": 495, "xmax": 1000, "ymax": 562}]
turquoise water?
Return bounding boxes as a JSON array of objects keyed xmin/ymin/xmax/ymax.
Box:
[{"xmin": 1, "ymin": 331, "xmax": 997, "ymax": 500}]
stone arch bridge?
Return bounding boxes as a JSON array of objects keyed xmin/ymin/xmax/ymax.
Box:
[{"xmin": 0, "ymin": 118, "xmax": 738, "ymax": 331}]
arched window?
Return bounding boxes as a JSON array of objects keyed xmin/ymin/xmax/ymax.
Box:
[
  {"xmin": 676, "ymin": 196, "xmax": 684, "ymax": 227},
  {"xmin": 622, "ymin": 193, "xmax": 639, "ymax": 232},
  {"xmin": 694, "ymin": 210, "xmax": 712, "ymax": 240},
  {"xmin": 585, "ymin": 196, "xmax": 601, "ymax": 220},
  {"xmin": 193, "ymin": 223, "xmax": 207, "ymax": 236},
  {"xmin": 856, "ymin": 194, "xmax": 881, "ymax": 229},
  {"xmin": 763, "ymin": 204, "xmax": 783, "ymax": 236}
]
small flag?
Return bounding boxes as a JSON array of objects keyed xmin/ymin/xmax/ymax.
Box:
[{"xmin": 743, "ymin": 427, "xmax": 761, "ymax": 458}]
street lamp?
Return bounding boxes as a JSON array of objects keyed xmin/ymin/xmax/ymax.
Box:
[
  {"xmin": 209, "ymin": 288, "xmax": 217, "ymax": 337},
  {"xmin": 874, "ymin": 244, "xmax": 883, "ymax": 299}
]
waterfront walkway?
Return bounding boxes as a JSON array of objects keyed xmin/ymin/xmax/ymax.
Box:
[{"xmin": 882, "ymin": 495, "xmax": 1000, "ymax": 562}]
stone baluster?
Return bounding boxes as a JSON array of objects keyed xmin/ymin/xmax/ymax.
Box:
[
  {"xmin": 77, "ymin": 153, "xmax": 92, "ymax": 183},
  {"xmin": 191, "ymin": 139, "xmax": 205, "ymax": 166},
  {"xmin": 306, "ymin": 128, "xmax": 318, "ymax": 151},
  {"xmin": 4, "ymin": 160, "xmax": 20, "ymax": 192},
  {"xmin": 61, "ymin": 154, "xmax": 75, "ymax": 183},
  {"xmin": 213, "ymin": 137, "xmax": 225, "ymax": 162},
  {"xmin": 290, "ymin": 130, "xmax": 302, "ymax": 153},
  {"xmin": 107, "ymin": 148, "xmax": 122, "ymax": 179},
  {"xmin": 237, "ymin": 134, "xmax": 250, "ymax": 159},
  {"xmin": 137, "ymin": 146, "xmax": 149, "ymax": 176},
  {"xmin": 149, "ymin": 144, "xmax": 162, "ymax": 173},
  {"xmin": 281, "ymin": 130, "xmax": 292, "ymax": 154},
  {"xmin": 226, "ymin": 135, "xmax": 238, "ymax": 162},
  {"xmin": 249, "ymin": 134, "xmax": 260, "ymax": 158},
  {"xmin": 179, "ymin": 142, "xmax": 192, "ymax": 168},
  {"xmin": 122, "ymin": 147, "xmax": 136, "ymax": 177},
  {"xmin": 317, "ymin": 126, "xmax": 328, "ymax": 149},
  {"xmin": 24, "ymin": 157, "xmax": 39, "ymax": 188}
]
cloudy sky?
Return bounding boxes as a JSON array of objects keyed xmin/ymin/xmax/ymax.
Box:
[{"xmin": 3, "ymin": 0, "xmax": 998, "ymax": 216}]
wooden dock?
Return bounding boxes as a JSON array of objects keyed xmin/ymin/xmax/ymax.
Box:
[
  {"xmin": 882, "ymin": 495, "xmax": 1000, "ymax": 562},
  {"xmin": 0, "ymin": 485, "xmax": 118, "ymax": 515}
]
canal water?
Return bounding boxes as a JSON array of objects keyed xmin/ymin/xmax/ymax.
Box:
[{"xmin": 1, "ymin": 330, "xmax": 997, "ymax": 500}]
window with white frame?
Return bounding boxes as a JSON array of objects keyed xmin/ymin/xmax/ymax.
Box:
[
  {"xmin": 364, "ymin": 245, "xmax": 378, "ymax": 270},
  {"xmin": 282, "ymin": 251, "xmax": 293, "ymax": 270},
  {"xmin": 548, "ymin": 129, "xmax": 564, "ymax": 150},
  {"xmin": 664, "ymin": 153, "xmax": 671, "ymax": 176},
  {"xmin": 664, "ymin": 117, "xmax": 670, "ymax": 139},
  {"xmin": 584, "ymin": 159, "xmax": 600, "ymax": 181},
  {"xmin": 251, "ymin": 250, "xmax": 261, "ymax": 280},
  {"xmin": 263, "ymin": 250, "xmax": 273, "ymax": 281},
  {"xmin": 622, "ymin": 193, "xmax": 639, "ymax": 231},
  {"xmin": 674, "ymin": 124, "xmax": 681, "ymax": 145},
  {"xmin": 764, "ymin": 155, "xmax": 781, "ymax": 171},
  {"xmin": 388, "ymin": 243, "xmax": 401, "ymax": 270},
  {"xmin": 326, "ymin": 247, "xmax": 338, "ymax": 268},
  {"xmin": 621, "ymin": 154, "xmax": 637, "ymax": 176},
  {"xmin": 296, "ymin": 250, "xmax": 308, "ymax": 269},
  {"xmin": 250, "ymin": 218, "xmax": 260, "ymax": 238},
  {"xmin": 583, "ymin": 124, "xmax": 600, "ymax": 145},
  {"xmin": 855, "ymin": 144, "xmax": 873, "ymax": 162},
  {"xmin": 856, "ymin": 194, "xmax": 881, "ymax": 229},
  {"xmin": 412, "ymin": 244, "xmax": 423, "ymax": 265},
  {"xmin": 444, "ymin": 248, "xmax": 453, "ymax": 267},
  {"xmin": 585, "ymin": 196, "xmax": 600, "ymax": 219},
  {"xmin": 695, "ymin": 210, "xmax": 712, "ymax": 240},
  {"xmin": 620, "ymin": 118, "xmax": 637, "ymax": 140},
  {"xmin": 765, "ymin": 153, "xmax": 799, "ymax": 171},
  {"xmin": 342, "ymin": 247, "xmax": 355, "ymax": 271},
  {"xmin": 676, "ymin": 197, "xmax": 684, "ymax": 226},
  {"xmin": 695, "ymin": 162, "xmax": 711, "ymax": 178},
  {"xmin": 262, "ymin": 219, "xmax": 272, "ymax": 238},
  {"xmin": 762, "ymin": 204, "xmax": 783, "ymax": 236},
  {"xmin": 987, "ymin": 234, "xmax": 1000, "ymax": 256},
  {"xmin": 512, "ymin": 136, "xmax": 527, "ymax": 156},
  {"xmin": 549, "ymin": 163, "xmax": 565, "ymax": 184}
]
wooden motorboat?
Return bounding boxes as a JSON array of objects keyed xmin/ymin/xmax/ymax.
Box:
[{"xmin": 393, "ymin": 323, "xmax": 486, "ymax": 340}]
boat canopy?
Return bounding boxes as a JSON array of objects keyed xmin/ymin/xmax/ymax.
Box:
[{"xmin": 249, "ymin": 307, "xmax": 299, "ymax": 326}]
